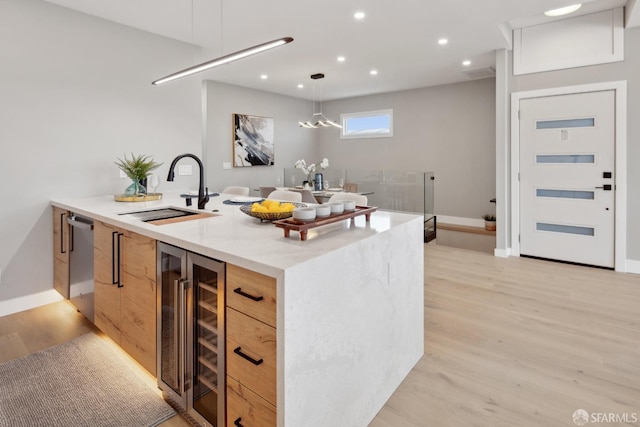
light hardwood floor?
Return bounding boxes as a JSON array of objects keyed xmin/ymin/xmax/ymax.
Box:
[
  {"xmin": 2, "ymin": 245, "xmax": 639, "ymax": 427},
  {"xmin": 370, "ymin": 245, "xmax": 640, "ymax": 426}
]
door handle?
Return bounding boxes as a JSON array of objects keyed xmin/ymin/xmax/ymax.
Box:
[{"xmin": 595, "ymin": 185, "xmax": 612, "ymax": 191}]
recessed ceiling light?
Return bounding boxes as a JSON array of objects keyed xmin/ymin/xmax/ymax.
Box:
[
  {"xmin": 438, "ymin": 38, "xmax": 448, "ymax": 45},
  {"xmin": 297, "ymin": 84, "xmax": 304, "ymax": 89},
  {"xmin": 544, "ymin": 3, "xmax": 582, "ymax": 16},
  {"xmin": 260, "ymin": 74, "xmax": 268, "ymax": 79},
  {"xmin": 337, "ymin": 56, "xmax": 346, "ymax": 62},
  {"xmin": 354, "ymin": 11, "xmax": 365, "ymax": 20},
  {"xmin": 370, "ymin": 69, "xmax": 378, "ymax": 76},
  {"xmin": 462, "ymin": 60, "xmax": 471, "ymax": 66}
]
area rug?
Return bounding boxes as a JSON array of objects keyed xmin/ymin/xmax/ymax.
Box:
[{"xmin": 0, "ymin": 333, "xmax": 176, "ymax": 427}]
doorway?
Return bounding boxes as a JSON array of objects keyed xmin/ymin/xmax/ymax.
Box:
[{"xmin": 510, "ymin": 82, "xmax": 627, "ymax": 271}]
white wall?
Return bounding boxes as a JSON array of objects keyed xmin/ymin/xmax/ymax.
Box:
[
  {"xmin": 318, "ymin": 79, "xmax": 497, "ymax": 220},
  {"xmin": 510, "ymin": 27, "xmax": 640, "ymax": 262},
  {"xmin": 0, "ymin": 0, "xmax": 202, "ymax": 305},
  {"xmin": 203, "ymin": 81, "xmax": 317, "ymax": 193}
]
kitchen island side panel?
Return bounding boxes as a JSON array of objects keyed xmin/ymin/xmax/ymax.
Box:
[{"xmin": 280, "ymin": 216, "xmax": 424, "ymax": 427}]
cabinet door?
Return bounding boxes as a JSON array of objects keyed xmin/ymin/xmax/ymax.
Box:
[
  {"xmin": 227, "ymin": 308, "xmax": 277, "ymax": 406},
  {"xmin": 226, "ymin": 264, "xmax": 277, "ymax": 328},
  {"xmin": 93, "ymin": 221, "xmax": 122, "ymax": 344},
  {"xmin": 52, "ymin": 207, "xmax": 70, "ymax": 299},
  {"xmin": 120, "ymin": 230, "xmax": 157, "ymax": 375},
  {"xmin": 227, "ymin": 376, "xmax": 276, "ymax": 427}
]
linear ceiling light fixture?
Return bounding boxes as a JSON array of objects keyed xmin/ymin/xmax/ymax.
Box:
[
  {"xmin": 152, "ymin": 37, "xmax": 293, "ymax": 85},
  {"xmin": 544, "ymin": 4, "xmax": 582, "ymax": 16},
  {"xmin": 299, "ymin": 73, "xmax": 342, "ymax": 129}
]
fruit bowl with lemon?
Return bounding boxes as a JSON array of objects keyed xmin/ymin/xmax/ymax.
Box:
[{"xmin": 240, "ymin": 199, "xmax": 307, "ymax": 221}]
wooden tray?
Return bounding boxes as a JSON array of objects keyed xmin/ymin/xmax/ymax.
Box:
[
  {"xmin": 114, "ymin": 193, "xmax": 162, "ymax": 202},
  {"xmin": 273, "ymin": 206, "xmax": 377, "ymax": 241}
]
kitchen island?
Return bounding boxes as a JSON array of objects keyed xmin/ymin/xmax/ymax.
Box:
[{"xmin": 51, "ymin": 191, "xmax": 424, "ymax": 427}]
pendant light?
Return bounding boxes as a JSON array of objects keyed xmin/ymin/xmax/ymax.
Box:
[
  {"xmin": 152, "ymin": 0, "xmax": 293, "ymax": 85},
  {"xmin": 299, "ymin": 73, "xmax": 342, "ymax": 129}
]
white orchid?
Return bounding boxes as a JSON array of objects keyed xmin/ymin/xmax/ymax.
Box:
[{"xmin": 295, "ymin": 158, "xmax": 329, "ymax": 182}]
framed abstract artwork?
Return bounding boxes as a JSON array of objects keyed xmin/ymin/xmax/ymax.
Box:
[{"xmin": 232, "ymin": 114, "xmax": 275, "ymax": 167}]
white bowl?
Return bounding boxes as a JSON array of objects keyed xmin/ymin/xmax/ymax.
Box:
[
  {"xmin": 292, "ymin": 207, "xmax": 316, "ymax": 222},
  {"xmin": 329, "ymin": 202, "xmax": 344, "ymax": 214},
  {"xmin": 342, "ymin": 200, "xmax": 356, "ymax": 211},
  {"xmin": 315, "ymin": 205, "xmax": 331, "ymax": 217}
]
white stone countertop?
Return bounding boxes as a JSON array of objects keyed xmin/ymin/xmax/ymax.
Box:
[{"xmin": 51, "ymin": 191, "xmax": 423, "ymax": 277}]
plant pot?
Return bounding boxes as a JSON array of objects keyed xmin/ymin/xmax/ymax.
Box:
[{"xmin": 484, "ymin": 220, "xmax": 496, "ymax": 231}]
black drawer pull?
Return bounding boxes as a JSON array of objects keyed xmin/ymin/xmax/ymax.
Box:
[
  {"xmin": 234, "ymin": 347, "xmax": 263, "ymax": 366},
  {"xmin": 234, "ymin": 417, "xmax": 244, "ymax": 427},
  {"xmin": 234, "ymin": 287, "xmax": 264, "ymax": 302}
]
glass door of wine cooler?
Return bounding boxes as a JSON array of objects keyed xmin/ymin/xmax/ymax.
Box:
[
  {"xmin": 187, "ymin": 252, "xmax": 225, "ymax": 426},
  {"xmin": 157, "ymin": 243, "xmax": 225, "ymax": 427},
  {"xmin": 157, "ymin": 243, "xmax": 188, "ymax": 408}
]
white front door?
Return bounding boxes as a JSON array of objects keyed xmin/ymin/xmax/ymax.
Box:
[{"xmin": 519, "ymin": 90, "xmax": 615, "ymax": 268}]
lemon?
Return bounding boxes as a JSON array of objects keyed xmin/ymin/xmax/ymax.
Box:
[{"xmin": 251, "ymin": 203, "xmax": 268, "ymax": 213}]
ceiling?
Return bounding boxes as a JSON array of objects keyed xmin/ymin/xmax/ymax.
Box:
[{"xmin": 44, "ymin": 0, "xmax": 632, "ymax": 101}]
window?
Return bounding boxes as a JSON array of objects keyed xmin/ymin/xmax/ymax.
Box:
[{"xmin": 341, "ymin": 109, "xmax": 393, "ymax": 139}]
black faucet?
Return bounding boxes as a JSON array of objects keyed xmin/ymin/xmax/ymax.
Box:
[{"xmin": 167, "ymin": 153, "xmax": 209, "ymax": 209}]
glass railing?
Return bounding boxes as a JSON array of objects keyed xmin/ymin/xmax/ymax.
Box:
[{"xmin": 282, "ymin": 168, "xmax": 434, "ymax": 218}]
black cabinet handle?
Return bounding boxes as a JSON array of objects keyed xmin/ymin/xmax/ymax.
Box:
[
  {"xmin": 70, "ymin": 223, "xmax": 74, "ymax": 253},
  {"xmin": 116, "ymin": 233, "xmax": 123, "ymax": 288},
  {"xmin": 234, "ymin": 347, "xmax": 263, "ymax": 366},
  {"xmin": 112, "ymin": 232, "xmax": 123, "ymax": 287},
  {"xmin": 234, "ymin": 418, "xmax": 244, "ymax": 427},
  {"xmin": 59, "ymin": 213, "xmax": 66, "ymax": 254},
  {"xmin": 111, "ymin": 231, "xmax": 118, "ymax": 285},
  {"xmin": 234, "ymin": 287, "xmax": 264, "ymax": 302}
]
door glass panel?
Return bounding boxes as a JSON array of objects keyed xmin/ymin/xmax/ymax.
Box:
[
  {"xmin": 160, "ymin": 252, "xmax": 182, "ymax": 394},
  {"xmin": 536, "ymin": 154, "xmax": 594, "ymax": 164},
  {"xmin": 536, "ymin": 222, "xmax": 594, "ymax": 236},
  {"xmin": 536, "ymin": 189, "xmax": 595, "ymax": 200},
  {"xmin": 192, "ymin": 263, "xmax": 220, "ymax": 425},
  {"xmin": 536, "ymin": 118, "xmax": 595, "ymax": 129}
]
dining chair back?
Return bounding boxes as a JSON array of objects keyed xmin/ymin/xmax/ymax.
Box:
[
  {"xmin": 299, "ymin": 189, "xmax": 318, "ymax": 204},
  {"xmin": 259, "ymin": 186, "xmax": 277, "ymax": 198},
  {"xmin": 267, "ymin": 190, "xmax": 302, "ymax": 202},
  {"xmin": 328, "ymin": 192, "xmax": 368, "ymax": 206},
  {"xmin": 222, "ymin": 186, "xmax": 250, "ymax": 196}
]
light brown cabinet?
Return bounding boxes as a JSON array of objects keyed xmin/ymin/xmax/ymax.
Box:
[
  {"xmin": 94, "ymin": 220, "xmax": 157, "ymax": 375},
  {"xmin": 226, "ymin": 264, "xmax": 277, "ymax": 427},
  {"xmin": 52, "ymin": 206, "xmax": 70, "ymax": 299}
]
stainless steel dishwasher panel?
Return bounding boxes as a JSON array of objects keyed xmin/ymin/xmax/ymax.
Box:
[{"xmin": 67, "ymin": 214, "xmax": 94, "ymax": 322}]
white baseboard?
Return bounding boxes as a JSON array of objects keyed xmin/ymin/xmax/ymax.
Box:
[
  {"xmin": 0, "ymin": 290, "xmax": 64, "ymax": 318},
  {"xmin": 626, "ymin": 259, "xmax": 640, "ymax": 275},
  {"xmin": 494, "ymin": 248, "xmax": 511, "ymax": 258},
  {"xmin": 436, "ymin": 215, "xmax": 485, "ymax": 228}
]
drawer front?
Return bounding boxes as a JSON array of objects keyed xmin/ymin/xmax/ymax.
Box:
[
  {"xmin": 227, "ymin": 376, "xmax": 276, "ymax": 427},
  {"xmin": 227, "ymin": 264, "xmax": 277, "ymax": 328},
  {"xmin": 227, "ymin": 308, "xmax": 276, "ymax": 406}
]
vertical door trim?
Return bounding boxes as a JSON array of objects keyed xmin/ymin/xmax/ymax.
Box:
[{"xmin": 510, "ymin": 81, "xmax": 627, "ymax": 271}]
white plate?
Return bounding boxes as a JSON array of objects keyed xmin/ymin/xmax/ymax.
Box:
[
  {"xmin": 230, "ymin": 196, "xmax": 263, "ymax": 203},
  {"xmin": 328, "ymin": 188, "xmax": 343, "ymax": 192}
]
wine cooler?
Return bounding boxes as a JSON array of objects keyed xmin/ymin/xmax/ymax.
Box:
[{"xmin": 157, "ymin": 242, "xmax": 225, "ymax": 426}]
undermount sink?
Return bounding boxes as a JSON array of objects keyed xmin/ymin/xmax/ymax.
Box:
[{"xmin": 120, "ymin": 208, "xmax": 217, "ymax": 225}]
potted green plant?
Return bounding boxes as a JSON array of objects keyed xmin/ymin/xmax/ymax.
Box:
[
  {"xmin": 115, "ymin": 153, "xmax": 162, "ymax": 195},
  {"xmin": 482, "ymin": 214, "xmax": 496, "ymax": 231}
]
